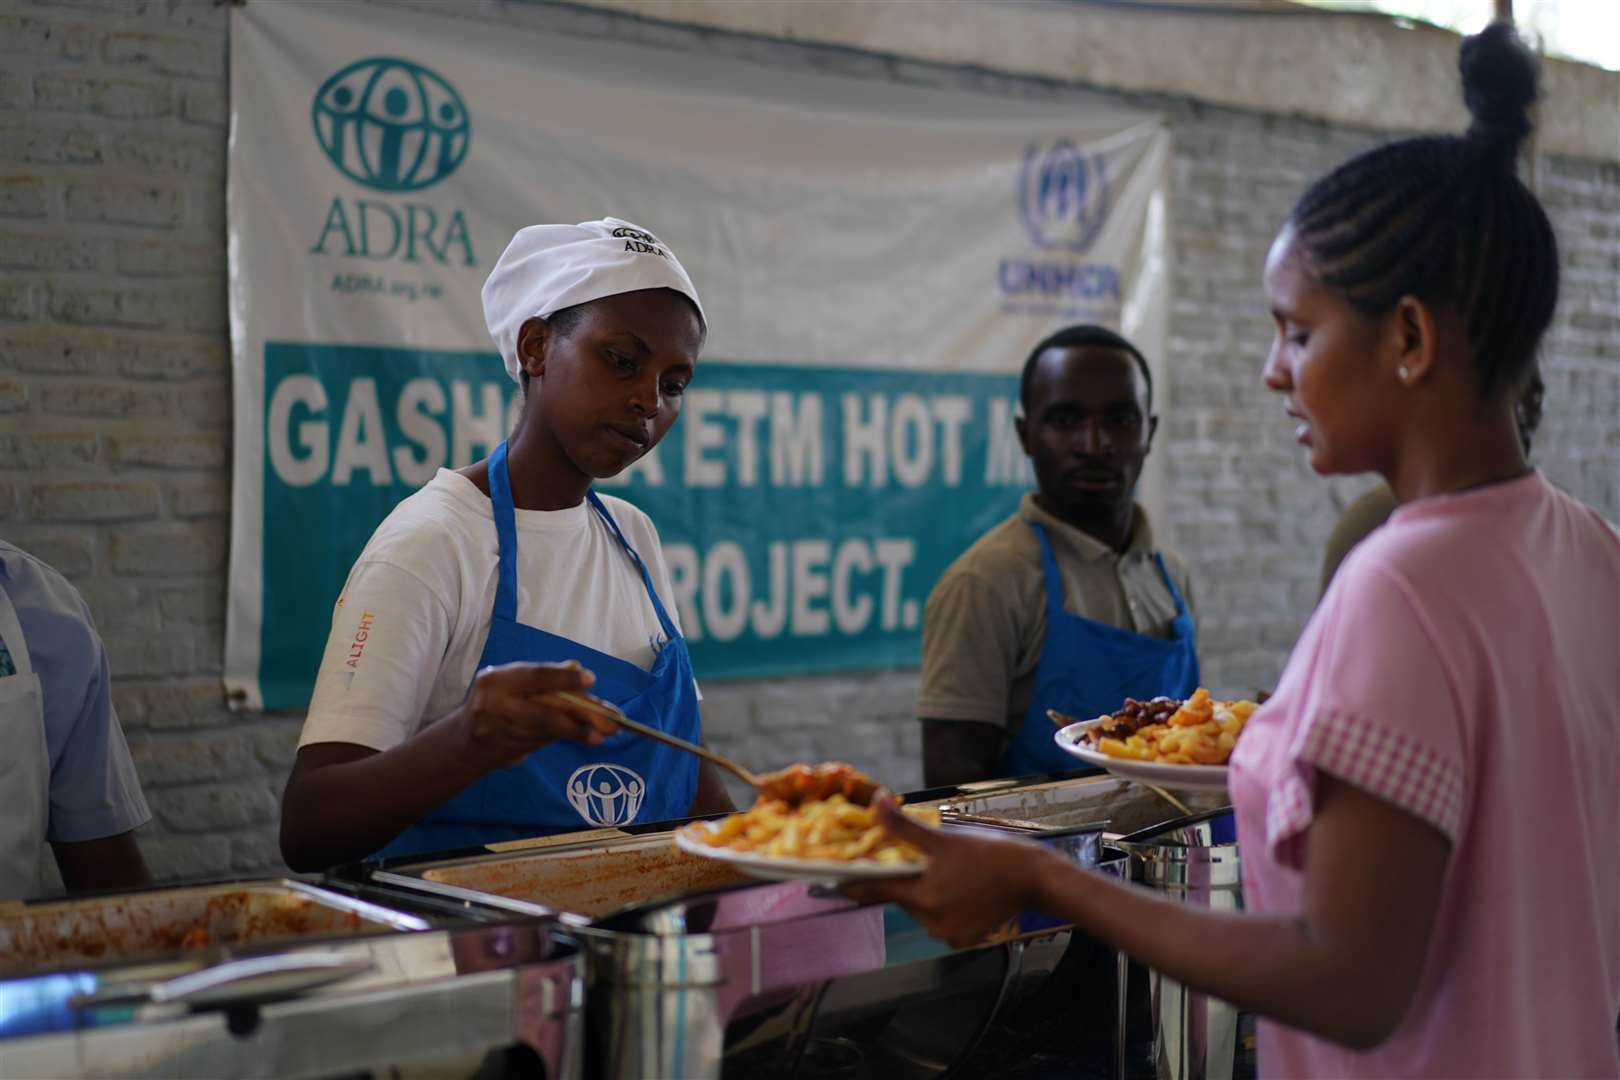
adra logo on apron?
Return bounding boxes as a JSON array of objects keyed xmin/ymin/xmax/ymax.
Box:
[{"xmin": 566, "ymin": 763, "xmax": 647, "ymax": 826}]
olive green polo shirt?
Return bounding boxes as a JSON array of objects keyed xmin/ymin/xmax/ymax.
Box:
[{"xmin": 917, "ymin": 492, "xmax": 1197, "ymax": 738}]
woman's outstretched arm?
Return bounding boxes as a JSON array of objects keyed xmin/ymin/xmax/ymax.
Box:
[{"xmin": 851, "ymin": 774, "xmax": 1449, "ymax": 1050}]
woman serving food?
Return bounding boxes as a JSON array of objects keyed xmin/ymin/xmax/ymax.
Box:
[
  {"xmin": 852, "ymin": 25, "xmax": 1620, "ymax": 1078},
  {"xmin": 280, "ymin": 218, "xmax": 733, "ymax": 870}
]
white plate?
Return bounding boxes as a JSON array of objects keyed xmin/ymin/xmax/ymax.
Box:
[
  {"xmin": 1053, "ymin": 719, "xmax": 1232, "ymax": 794},
  {"xmin": 673, "ymin": 821, "xmax": 925, "ymax": 882}
]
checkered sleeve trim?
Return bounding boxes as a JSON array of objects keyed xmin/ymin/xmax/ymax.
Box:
[{"xmin": 1264, "ymin": 708, "xmax": 1465, "ymax": 869}]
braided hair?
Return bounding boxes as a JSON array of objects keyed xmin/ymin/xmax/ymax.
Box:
[{"xmin": 1288, "ymin": 22, "xmax": 1558, "ymax": 403}]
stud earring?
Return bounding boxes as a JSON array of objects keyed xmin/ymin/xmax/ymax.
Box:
[{"xmin": 1397, "ymin": 364, "xmax": 1411, "ymax": 383}]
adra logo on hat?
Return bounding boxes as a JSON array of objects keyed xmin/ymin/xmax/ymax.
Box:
[
  {"xmin": 312, "ymin": 57, "xmax": 470, "ymax": 192},
  {"xmin": 611, "ymin": 225, "xmax": 670, "ymax": 257}
]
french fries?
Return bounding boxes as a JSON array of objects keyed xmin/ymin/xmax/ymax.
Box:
[
  {"xmin": 688, "ymin": 791, "xmax": 937, "ymax": 864},
  {"xmin": 1087, "ymin": 688, "xmax": 1258, "ymax": 766}
]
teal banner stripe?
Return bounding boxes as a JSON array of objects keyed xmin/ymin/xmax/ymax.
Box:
[{"xmin": 260, "ymin": 342, "xmax": 1025, "ymax": 708}]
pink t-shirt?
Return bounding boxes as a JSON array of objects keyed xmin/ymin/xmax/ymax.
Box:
[{"xmin": 1229, "ymin": 472, "xmax": 1620, "ymax": 1078}]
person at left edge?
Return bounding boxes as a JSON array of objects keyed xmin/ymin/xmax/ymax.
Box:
[
  {"xmin": 0, "ymin": 540, "xmax": 151, "ymax": 900},
  {"xmin": 280, "ymin": 218, "xmax": 734, "ymax": 872},
  {"xmin": 916, "ymin": 326, "xmax": 1199, "ymax": 787}
]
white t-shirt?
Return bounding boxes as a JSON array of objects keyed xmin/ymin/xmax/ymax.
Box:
[{"xmin": 298, "ymin": 470, "xmax": 686, "ymax": 753}]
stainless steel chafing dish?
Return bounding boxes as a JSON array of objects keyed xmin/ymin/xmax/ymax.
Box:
[
  {"xmin": 0, "ymin": 878, "xmax": 583, "ymax": 1079},
  {"xmin": 936, "ymin": 774, "xmax": 1237, "ymax": 1079},
  {"xmin": 320, "ymin": 773, "xmax": 1210, "ymax": 1078},
  {"xmin": 368, "ymin": 827, "xmax": 749, "ymax": 920},
  {"xmin": 355, "ymin": 796, "xmax": 1126, "ymax": 1080},
  {"xmin": 938, "ymin": 773, "xmax": 1228, "ymax": 840},
  {"xmin": 577, "ymin": 876, "xmax": 1074, "ymax": 1079},
  {"xmin": 0, "ymin": 879, "xmax": 424, "ymax": 978}
]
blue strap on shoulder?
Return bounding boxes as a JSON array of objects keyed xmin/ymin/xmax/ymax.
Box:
[
  {"xmin": 587, "ymin": 490, "xmax": 680, "ymax": 642},
  {"xmin": 486, "ymin": 441, "xmax": 520, "ymax": 622},
  {"xmin": 1027, "ymin": 521, "xmax": 1068, "ymax": 616},
  {"xmin": 1152, "ymin": 552, "xmax": 1190, "ymax": 618}
]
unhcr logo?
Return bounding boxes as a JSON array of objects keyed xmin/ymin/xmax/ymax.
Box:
[
  {"xmin": 1017, "ymin": 140, "xmax": 1110, "ymax": 253},
  {"xmin": 312, "ymin": 57, "xmax": 470, "ymax": 192}
]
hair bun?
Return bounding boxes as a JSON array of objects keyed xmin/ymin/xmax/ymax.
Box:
[{"xmin": 1458, "ymin": 21, "xmax": 1540, "ymax": 163}]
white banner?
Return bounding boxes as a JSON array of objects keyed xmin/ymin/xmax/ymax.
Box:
[{"xmin": 226, "ymin": 0, "xmax": 1170, "ymax": 709}]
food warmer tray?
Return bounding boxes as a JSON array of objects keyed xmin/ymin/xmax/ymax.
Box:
[
  {"xmin": 577, "ymin": 870, "xmax": 1082, "ymax": 1080},
  {"xmin": 356, "ymin": 827, "xmax": 750, "ymax": 922},
  {"xmin": 939, "ymin": 777, "xmax": 1240, "ymax": 1079},
  {"xmin": 939, "ymin": 773, "xmax": 1229, "ymax": 840},
  {"xmin": 0, "ymin": 878, "xmax": 582, "ymax": 1079},
  {"xmin": 339, "ymin": 773, "xmax": 1210, "ymax": 1079},
  {"xmin": 346, "ymin": 810, "xmax": 1121, "ymax": 1079}
]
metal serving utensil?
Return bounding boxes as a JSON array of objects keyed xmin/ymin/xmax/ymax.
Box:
[
  {"xmin": 1135, "ymin": 783, "xmax": 1191, "ymax": 818},
  {"xmin": 69, "ymin": 951, "xmax": 374, "ymax": 1010},
  {"xmin": 1047, "ymin": 706, "xmax": 1086, "ymax": 729},
  {"xmin": 937, "ymin": 811, "xmax": 1051, "ymax": 833},
  {"xmin": 1047, "ymin": 707, "xmax": 1193, "ymax": 817},
  {"xmin": 550, "ymin": 691, "xmax": 882, "ymax": 807},
  {"xmin": 552, "ymin": 690, "xmax": 763, "ymax": 787}
]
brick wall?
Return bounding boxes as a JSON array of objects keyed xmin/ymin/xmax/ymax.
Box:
[
  {"xmin": 2, "ymin": 0, "xmax": 1615, "ymax": 878},
  {"xmin": 1166, "ymin": 125, "xmax": 1620, "ymax": 699},
  {"xmin": 0, "ymin": 0, "xmax": 293, "ymax": 884}
]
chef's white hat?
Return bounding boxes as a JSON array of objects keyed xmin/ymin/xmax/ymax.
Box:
[{"xmin": 481, "ymin": 217, "xmax": 706, "ymax": 383}]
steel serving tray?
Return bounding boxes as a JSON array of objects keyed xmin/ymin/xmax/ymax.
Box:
[
  {"xmin": 342, "ymin": 780, "xmax": 1202, "ymax": 1079},
  {"xmin": 940, "ymin": 774, "xmax": 1228, "ymax": 839},
  {"xmin": 0, "ymin": 886, "xmax": 584, "ymax": 1080},
  {"xmin": 358, "ymin": 815, "xmax": 1095, "ymax": 1079},
  {"xmin": 366, "ymin": 829, "xmax": 750, "ymax": 920},
  {"xmin": 0, "ymin": 879, "xmax": 428, "ymax": 978},
  {"xmin": 577, "ymin": 875, "xmax": 1073, "ymax": 1079}
]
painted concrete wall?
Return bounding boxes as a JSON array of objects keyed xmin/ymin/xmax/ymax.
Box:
[{"xmin": 579, "ymin": 0, "xmax": 1620, "ymax": 161}]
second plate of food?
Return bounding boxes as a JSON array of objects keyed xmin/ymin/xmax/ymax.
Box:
[
  {"xmin": 674, "ymin": 822, "xmax": 924, "ymax": 882},
  {"xmin": 1053, "ymin": 719, "xmax": 1232, "ymax": 793}
]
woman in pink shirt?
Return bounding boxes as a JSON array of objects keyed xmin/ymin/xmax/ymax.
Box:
[{"xmin": 855, "ymin": 22, "xmax": 1620, "ymax": 1078}]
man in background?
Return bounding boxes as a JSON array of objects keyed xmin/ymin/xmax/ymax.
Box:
[{"xmin": 917, "ymin": 325, "xmax": 1199, "ymax": 787}]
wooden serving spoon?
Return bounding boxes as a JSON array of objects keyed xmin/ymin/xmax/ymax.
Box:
[{"xmin": 550, "ymin": 691, "xmax": 884, "ymax": 807}]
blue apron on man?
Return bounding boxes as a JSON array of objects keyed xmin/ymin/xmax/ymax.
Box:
[
  {"xmin": 379, "ymin": 440, "xmax": 699, "ymax": 861},
  {"xmin": 1001, "ymin": 519, "xmax": 1200, "ymax": 777}
]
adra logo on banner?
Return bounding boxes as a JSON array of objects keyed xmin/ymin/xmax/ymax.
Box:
[
  {"xmin": 309, "ymin": 57, "xmax": 476, "ymax": 270},
  {"xmin": 312, "ymin": 57, "xmax": 470, "ymax": 191}
]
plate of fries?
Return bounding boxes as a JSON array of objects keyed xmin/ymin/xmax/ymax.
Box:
[
  {"xmin": 1051, "ymin": 688, "xmax": 1260, "ymax": 793},
  {"xmin": 674, "ymin": 793, "xmax": 934, "ymax": 881}
]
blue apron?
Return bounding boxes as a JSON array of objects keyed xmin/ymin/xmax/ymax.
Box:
[
  {"xmin": 1001, "ymin": 519, "xmax": 1200, "ymax": 777},
  {"xmin": 378, "ymin": 440, "xmax": 700, "ymax": 861}
]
